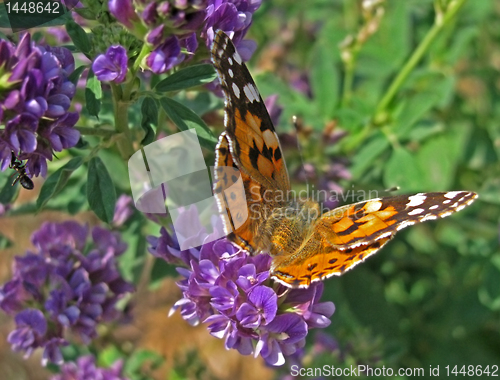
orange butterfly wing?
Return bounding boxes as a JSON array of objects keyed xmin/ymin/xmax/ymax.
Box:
[{"xmin": 271, "ymin": 192, "xmax": 477, "ymax": 287}]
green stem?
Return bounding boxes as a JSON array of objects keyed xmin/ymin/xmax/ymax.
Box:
[
  {"xmin": 340, "ymin": 48, "xmax": 358, "ymax": 109},
  {"xmin": 132, "ymin": 43, "xmax": 150, "ymax": 72},
  {"xmin": 111, "ymin": 83, "xmax": 135, "ymax": 159},
  {"xmin": 105, "ymin": 44, "xmax": 151, "ymax": 160},
  {"xmin": 374, "ymin": 0, "xmax": 468, "ymax": 117}
]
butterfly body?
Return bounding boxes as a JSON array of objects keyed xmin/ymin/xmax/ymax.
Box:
[{"xmin": 211, "ymin": 31, "xmax": 477, "ymax": 288}]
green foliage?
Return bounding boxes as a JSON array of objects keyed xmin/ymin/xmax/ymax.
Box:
[
  {"xmin": 159, "ymin": 97, "xmax": 217, "ymax": 150},
  {"xmin": 154, "ymin": 64, "xmax": 217, "ymax": 92},
  {"xmin": 86, "ymin": 156, "xmax": 117, "ymax": 223}
]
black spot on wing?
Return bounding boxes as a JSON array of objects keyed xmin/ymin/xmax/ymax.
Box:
[
  {"xmin": 248, "ymin": 143, "xmax": 260, "ymax": 170},
  {"xmin": 307, "ymin": 263, "xmax": 318, "ymax": 271},
  {"xmin": 336, "ymin": 222, "xmax": 360, "ymax": 237},
  {"xmin": 274, "ymin": 148, "xmax": 282, "ymax": 161},
  {"xmin": 261, "ymin": 144, "xmax": 273, "ymax": 162}
]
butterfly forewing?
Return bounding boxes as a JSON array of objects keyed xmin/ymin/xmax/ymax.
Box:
[
  {"xmin": 211, "ymin": 31, "xmax": 290, "ymax": 196},
  {"xmin": 316, "ymin": 191, "xmax": 478, "ymax": 249},
  {"xmin": 271, "ymin": 191, "xmax": 477, "ymax": 288}
]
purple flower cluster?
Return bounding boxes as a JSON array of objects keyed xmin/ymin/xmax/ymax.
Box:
[
  {"xmin": 0, "ymin": 221, "xmax": 134, "ymax": 365},
  {"xmin": 51, "ymin": 355, "xmax": 129, "ymax": 380},
  {"xmin": 0, "ymin": 34, "xmax": 80, "ymax": 178},
  {"xmin": 148, "ymin": 207, "xmax": 335, "ymax": 366},
  {"xmin": 106, "ymin": 0, "xmax": 261, "ymax": 74}
]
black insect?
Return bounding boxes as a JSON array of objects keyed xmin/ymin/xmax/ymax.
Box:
[{"xmin": 9, "ymin": 151, "xmax": 34, "ymax": 190}]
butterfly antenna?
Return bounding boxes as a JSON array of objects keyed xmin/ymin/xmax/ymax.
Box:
[
  {"xmin": 384, "ymin": 186, "xmax": 400, "ymax": 193},
  {"xmin": 292, "ymin": 115, "xmax": 310, "ymax": 189}
]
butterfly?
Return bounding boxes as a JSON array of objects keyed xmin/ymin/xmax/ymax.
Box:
[{"xmin": 211, "ymin": 30, "xmax": 478, "ymax": 288}]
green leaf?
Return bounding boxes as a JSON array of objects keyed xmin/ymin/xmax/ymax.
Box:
[
  {"xmin": 87, "ymin": 157, "xmax": 117, "ymax": 223},
  {"xmin": 416, "ymin": 134, "xmax": 456, "ymax": 189},
  {"xmin": 36, "ymin": 157, "xmax": 83, "ymax": 210},
  {"xmin": 85, "ymin": 70, "xmax": 102, "ymax": 119},
  {"xmin": 65, "ymin": 20, "xmax": 91, "ymax": 55},
  {"xmin": 0, "ymin": 3, "xmax": 11, "ymax": 28},
  {"xmin": 150, "ymin": 258, "xmax": 178, "ymax": 288},
  {"xmin": 73, "ymin": 7, "xmax": 96, "ymax": 21},
  {"xmin": 124, "ymin": 350, "xmax": 164, "ymax": 377},
  {"xmin": 98, "ymin": 346, "xmax": 123, "ymax": 368},
  {"xmin": 310, "ymin": 42, "xmax": 339, "ymax": 119},
  {"xmin": 159, "ymin": 97, "xmax": 217, "ymax": 150},
  {"xmin": 383, "ymin": 147, "xmax": 423, "ymax": 192},
  {"xmin": 340, "ymin": 266, "xmax": 401, "ymax": 338},
  {"xmin": 0, "ymin": 175, "xmax": 18, "ymax": 204},
  {"xmin": 141, "ymin": 97, "xmax": 158, "ymax": 145},
  {"xmin": 68, "ymin": 65, "xmax": 86, "ymax": 85},
  {"xmin": 155, "ymin": 64, "xmax": 217, "ymax": 93},
  {"xmin": 350, "ymin": 133, "xmax": 390, "ymax": 179},
  {"xmin": 0, "ymin": 233, "xmax": 13, "ymax": 249}
]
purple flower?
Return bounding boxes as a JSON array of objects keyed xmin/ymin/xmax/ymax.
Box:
[
  {"xmin": 0, "ymin": 34, "xmax": 80, "ymax": 179},
  {"xmin": 109, "ymin": 0, "xmax": 139, "ymax": 28},
  {"xmin": 92, "ymin": 45, "xmax": 128, "ymax": 83},
  {"xmin": 0, "ymin": 221, "xmax": 134, "ymax": 365},
  {"xmin": 148, "ymin": 208, "xmax": 335, "ymax": 366},
  {"xmin": 51, "ymin": 355, "xmax": 129, "ymax": 380},
  {"xmin": 8, "ymin": 309, "xmax": 47, "ymax": 357},
  {"xmin": 203, "ymin": 0, "xmax": 262, "ymax": 50},
  {"xmin": 146, "ymin": 36, "xmax": 184, "ymax": 74},
  {"xmin": 256, "ymin": 313, "xmax": 308, "ymax": 366},
  {"xmin": 113, "ymin": 194, "xmax": 134, "ymax": 226},
  {"xmin": 110, "ymin": 1, "xmax": 261, "ymax": 73},
  {"xmin": 264, "ymin": 95, "xmax": 283, "ymax": 127}
]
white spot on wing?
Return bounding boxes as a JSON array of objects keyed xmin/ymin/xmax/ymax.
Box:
[
  {"xmin": 407, "ymin": 194, "xmax": 426, "ymax": 207},
  {"xmin": 396, "ymin": 220, "xmax": 415, "ymax": 231},
  {"xmin": 243, "ymin": 84, "xmax": 260, "ymax": 103},
  {"xmin": 429, "ymin": 205, "xmax": 439, "ymax": 210},
  {"xmin": 421, "ymin": 214, "xmax": 438, "ymax": 221},
  {"xmin": 364, "ymin": 200, "xmax": 382, "ymax": 213},
  {"xmin": 443, "ymin": 199, "xmax": 451, "ymax": 204},
  {"xmin": 408, "ymin": 208, "xmax": 424, "ymax": 215},
  {"xmin": 444, "ymin": 191, "xmax": 461, "ymax": 199},
  {"xmin": 228, "ymin": 57, "xmax": 233, "ymax": 65},
  {"xmin": 232, "ymin": 82, "xmax": 240, "ymax": 98},
  {"xmin": 228, "ymin": 68, "xmax": 234, "ymax": 78},
  {"xmin": 262, "ymin": 130, "xmax": 277, "ymax": 148},
  {"xmin": 233, "ymin": 51, "xmax": 242, "ymax": 65}
]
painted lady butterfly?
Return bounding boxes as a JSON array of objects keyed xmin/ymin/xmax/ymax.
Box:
[{"xmin": 211, "ymin": 30, "xmax": 477, "ymax": 288}]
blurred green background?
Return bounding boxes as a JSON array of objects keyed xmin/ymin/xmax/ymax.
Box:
[{"xmin": 247, "ymin": 0, "xmax": 500, "ymax": 376}]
